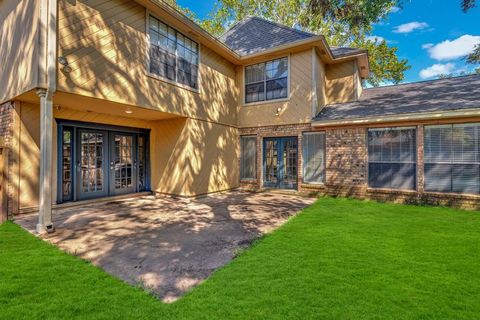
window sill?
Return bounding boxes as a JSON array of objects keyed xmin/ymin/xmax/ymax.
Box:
[
  {"xmin": 423, "ymin": 190, "xmax": 480, "ymax": 199},
  {"xmin": 146, "ymin": 72, "xmax": 200, "ymax": 94},
  {"xmin": 367, "ymin": 187, "xmax": 417, "ymax": 194},
  {"xmin": 243, "ymin": 97, "xmax": 290, "ymax": 107},
  {"xmin": 240, "ymin": 179, "xmax": 258, "ymax": 183}
]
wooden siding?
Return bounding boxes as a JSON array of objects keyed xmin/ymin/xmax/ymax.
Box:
[
  {"xmin": 237, "ymin": 50, "xmax": 314, "ymax": 128},
  {"xmin": 152, "ymin": 118, "xmax": 239, "ymax": 196},
  {"xmin": 325, "ymin": 61, "xmax": 356, "ymax": 104},
  {"xmin": 57, "ymin": 0, "xmax": 238, "ymax": 126},
  {"xmin": 315, "ymin": 51, "xmax": 327, "ymax": 115},
  {"xmin": 0, "ymin": 0, "xmax": 40, "ymax": 104}
]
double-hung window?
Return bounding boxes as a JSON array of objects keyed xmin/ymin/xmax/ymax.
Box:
[
  {"xmin": 302, "ymin": 132, "xmax": 325, "ymax": 184},
  {"xmin": 240, "ymin": 136, "xmax": 257, "ymax": 180},
  {"xmin": 245, "ymin": 57, "xmax": 288, "ymax": 104},
  {"xmin": 367, "ymin": 127, "xmax": 417, "ymax": 190},
  {"xmin": 148, "ymin": 15, "xmax": 199, "ymax": 89},
  {"xmin": 424, "ymin": 123, "xmax": 480, "ymax": 194}
]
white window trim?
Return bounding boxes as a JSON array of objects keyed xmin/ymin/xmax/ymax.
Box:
[
  {"xmin": 242, "ymin": 55, "xmax": 291, "ymax": 106},
  {"xmin": 145, "ymin": 11, "xmax": 201, "ymax": 94},
  {"xmin": 302, "ymin": 131, "xmax": 326, "ymax": 185}
]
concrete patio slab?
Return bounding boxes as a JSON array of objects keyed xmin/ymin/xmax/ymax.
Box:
[{"xmin": 15, "ymin": 191, "xmax": 314, "ymax": 302}]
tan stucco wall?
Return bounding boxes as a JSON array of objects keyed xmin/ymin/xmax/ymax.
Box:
[
  {"xmin": 0, "ymin": 0, "xmax": 40, "ymax": 104},
  {"xmin": 57, "ymin": 0, "xmax": 238, "ymax": 126},
  {"xmin": 237, "ymin": 50, "xmax": 314, "ymax": 128}
]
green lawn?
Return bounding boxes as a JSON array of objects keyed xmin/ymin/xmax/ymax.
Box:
[{"xmin": 1, "ymin": 197, "xmax": 480, "ymax": 319}]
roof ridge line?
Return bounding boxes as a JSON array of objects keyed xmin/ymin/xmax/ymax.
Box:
[{"xmin": 364, "ymin": 73, "xmax": 480, "ymax": 91}]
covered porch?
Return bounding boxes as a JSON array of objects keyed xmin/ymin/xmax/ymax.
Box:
[{"xmin": 9, "ymin": 90, "xmax": 239, "ymax": 231}]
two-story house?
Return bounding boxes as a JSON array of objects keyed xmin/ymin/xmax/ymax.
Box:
[{"xmin": 1, "ymin": 0, "xmax": 479, "ymax": 232}]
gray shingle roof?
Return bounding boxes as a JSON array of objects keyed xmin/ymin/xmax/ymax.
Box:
[
  {"xmin": 220, "ymin": 17, "xmax": 315, "ymax": 56},
  {"xmin": 314, "ymin": 75, "xmax": 480, "ymax": 123}
]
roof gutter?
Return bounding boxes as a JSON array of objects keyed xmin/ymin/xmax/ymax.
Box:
[{"xmin": 312, "ymin": 107, "xmax": 480, "ymax": 127}]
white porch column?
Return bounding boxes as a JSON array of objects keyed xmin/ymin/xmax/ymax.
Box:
[{"xmin": 37, "ymin": 89, "xmax": 54, "ymax": 233}]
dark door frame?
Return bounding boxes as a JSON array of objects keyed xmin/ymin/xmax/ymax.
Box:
[
  {"xmin": 56, "ymin": 119, "xmax": 151, "ymax": 204},
  {"xmin": 263, "ymin": 136, "xmax": 298, "ymax": 189}
]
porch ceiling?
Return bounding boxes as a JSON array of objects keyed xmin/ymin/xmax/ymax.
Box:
[{"xmin": 16, "ymin": 90, "xmax": 181, "ymax": 121}]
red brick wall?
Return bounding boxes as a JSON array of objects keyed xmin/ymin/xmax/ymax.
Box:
[
  {"xmin": 0, "ymin": 102, "xmax": 14, "ymax": 146},
  {"xmin": 0, "ymin": 101, "xmax": 14, "ymax": 219},
  {"xmin": 239, "ymin": 122, "xmax": 480, "ymax": 210}
]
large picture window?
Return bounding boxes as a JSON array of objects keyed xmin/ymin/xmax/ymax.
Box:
[
  {"xmin": 368, "ymin": 127, "xmax": 417, "ymax": 190},
  {"xmin": 424, "ymin": 123, "xmax": 480, "ymax": 194},
  {"xmin": 148, "ymin": 15, "xmax": 199, "ymax": 89},
  {"xmin": 245, "ymin": 57, "xmax": 288, "ymax": 104},
  {"xmin": 240, "ymin": 136, "xmax": 257, "ymax": 180},
  {"xmin": 302, "ymin": 132, "xmax": 325, "ymax": 184}
]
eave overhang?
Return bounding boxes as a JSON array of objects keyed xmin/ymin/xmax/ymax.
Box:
[
  {"xmin": 138, "ymin": 0, "xmax": 370, "ymax": 77},
  {"xmin": 312, "ymin": 107, "xmax": 480, "ymax": 128}
]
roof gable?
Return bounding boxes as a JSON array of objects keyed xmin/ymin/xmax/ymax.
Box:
[{"xmin": 220, "ymin": 16, "xmax": 315, "ymax": 56}]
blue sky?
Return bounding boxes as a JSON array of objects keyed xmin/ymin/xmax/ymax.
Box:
[{"xmin": 177, "ymin": 0, "xmax": 480, "ymax": 84}]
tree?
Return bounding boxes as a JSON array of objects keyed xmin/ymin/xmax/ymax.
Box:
[
  {"xmin": 199, "ymin": 0, "xmax": 409, "ymax": 86},
  {"xmin": 461, "ymin": 0, "xmax": 476, "ymax": 12},
  {"xmin": 461, "ymin": 0, "xmax": 479, "ymax": 63}
]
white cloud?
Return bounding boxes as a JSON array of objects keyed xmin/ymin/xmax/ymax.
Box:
[
  {"xmin": 390, "ymin": 6, "xmax": 400, "ymax": 13},
  {"xmin": 366, "ymin": 35, "xmax": 385, "ymax": 43},
  {"xmin": 425, "ymin": 35, "xmax": 480, "ymax": 61},
  {"xmin": 422, "ymin": 43, "xmax": 434, "ymax": 49},
  {"xmin": 393, "ymin": 21, "xmax": 429, "ymax": 33},
  {"xmin": 419, "ymin": 63, "xmax": 456, "ymax": 79}
]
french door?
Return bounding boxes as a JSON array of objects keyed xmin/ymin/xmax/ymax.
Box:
[
  {"xmin": 263, "ymin": 137, "xmax": 298, "ymax": 189},
  {"xmin": 58, "ymin": 121, "xmax": 149, "ymax": 203}
]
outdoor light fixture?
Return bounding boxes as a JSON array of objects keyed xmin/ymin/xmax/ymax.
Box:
[
  {"xmin": 58, "ymin": 56, "xmax": 72, "ymax": 73},
  {"xmin": 58, "ymin": 56, "xmax": 68, "ymax": 66},
  {"xmin": 275, "ymin": 107, "xmax": 282, "ymax": 116}
]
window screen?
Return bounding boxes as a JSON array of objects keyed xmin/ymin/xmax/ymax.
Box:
[
  {"xmin": 424, "ymin": 123, "xmax": 480, "ymax": 194},
  {"xmin": 240, "ymin": 136, "xmax": 257, "ymax": 179},
  {"xmin": 149, "ymin": 15, "xmax": 199, "ymax": 89},
  {"xmin": 245, "ymin": 57, "xmax": 288, "ymax": 103},
  {"xmin": 368, "ymin": 127, "xmax": 416, "ymax": 190},
  {"xmin": 303, "ymin": 132, "xmax": 325, "ymax": 183}
]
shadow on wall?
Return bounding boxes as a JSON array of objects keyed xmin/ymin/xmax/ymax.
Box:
[
  {"xmin": 152, "ymin": 117, "xmax": 239, "ymax": 196},
  {"xmin": 8, "ymin": 103, "xmax": 41, "ymax": 213},
  {"xmin": 57, "ymin": 0, "xmax": 238, "ymax": 124},
  {"xmin": 0, "ymin": 0, "xmax": 39, "ymax": 103}
]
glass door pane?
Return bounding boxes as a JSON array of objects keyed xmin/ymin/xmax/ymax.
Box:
[
  {"xmin": 138, "ymin": 135, "xmax": 147, "ymax": 191},
  {"xmin": 264, "ymin": 139, "xmax": 279, "ymax": 187},
  {"xmin": 282, "ymin": 138, "xmax": 298, "ymax": 188},
  {"xmin": 77, "ymin": 130, "xmax": 108, "ymax": 200},
  {"xmin": 111, "ymin": 133, "xmax": 136, "ymax": 195}
]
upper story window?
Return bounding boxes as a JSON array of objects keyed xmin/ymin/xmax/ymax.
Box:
[
  {"xmin": 245, "ymin": 57, "xmax": 288, "ymax": 104},
  {"xmin": 148, "ymin": 15, "xmax": 199, "ymax": 90}
]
